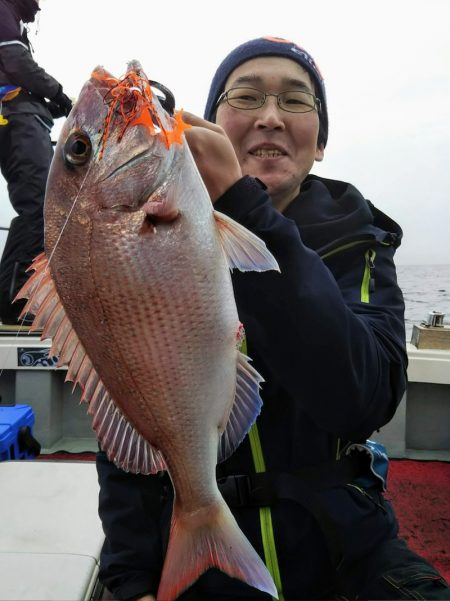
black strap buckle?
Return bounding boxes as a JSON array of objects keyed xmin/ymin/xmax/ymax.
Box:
[
  {"xmin": 218, "ymin": 474, "xmax": 252, "ymax": 507},
  {"xmin": 218, "ymin": 473, "xmax": 274, "ymax": 507}
]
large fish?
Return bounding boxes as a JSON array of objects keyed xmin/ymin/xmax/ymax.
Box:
[{"xmin": 17, "ymin": 61, "xmax": 279, "ymax": 601}]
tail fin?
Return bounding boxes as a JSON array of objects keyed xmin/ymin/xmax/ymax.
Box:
[{"xmin": 157, "ymin": 499, "xmax": 278, "ymax": 601}]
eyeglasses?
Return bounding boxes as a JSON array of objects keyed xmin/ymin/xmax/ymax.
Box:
[{"xmin": 215, "ymin": 86, "xmax": 321, "ymax": 114}]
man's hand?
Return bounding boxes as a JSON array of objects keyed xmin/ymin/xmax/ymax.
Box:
[
  {"xmin": 51, "ymin": 85, "xmax": 73, "ymax": 117},
  {"xmin": 46, "ymin": 100, "xmax": 69, "ymax": 119},
  {"xmin": 181, "ymin": 112, "xmax": 242, "ymax": 203},
  {"xmin": 135, "ymin": 596, "xmax": 155, "ymax": 601}
]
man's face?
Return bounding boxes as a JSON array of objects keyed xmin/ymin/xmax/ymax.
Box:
[{"xmin": 216, "ymin": 56, "xmax": 324, "ymax": 210}]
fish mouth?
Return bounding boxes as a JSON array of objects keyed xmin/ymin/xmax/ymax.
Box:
[
  {"xmin": 105, "ymin": 185, "xmax": 162, "ymax": 214},
  {"xmin": 100, "ymin": 149, "xmax": 157, "ymax": 183},
  {"xmin": 101, "ymin": 177, "xmax": 160, "ymax": 213},
  {"xmin": 101, "ymin": 144, "xmax": 176, "ymax": 214},
  {"xmin": 101, "ymin": 176, "xmax": 163, "ymax": 214},
  {"xmin": 105, "ymin": 176, "xmax": 178, "ymax": 225}
]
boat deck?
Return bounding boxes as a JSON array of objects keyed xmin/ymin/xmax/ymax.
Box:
[{"xmin": 0, "ymin": 460, "xmax": 105, "ymax": 601}]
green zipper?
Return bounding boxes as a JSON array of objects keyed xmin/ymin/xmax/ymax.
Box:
[
  {"xmin": 321, "ymin": 242, "xmax": 377, "ymax": 303},
  {"xmin": 361, "ymin": 249, "xmax": 376, "ymax": 303},
  {"xmin": 320, "ymin": 240, "xmax": 373, "ymax": 260}
]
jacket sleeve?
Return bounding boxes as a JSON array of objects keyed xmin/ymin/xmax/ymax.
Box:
[
  {"xmin": 0, "ymin": 43, "xmax": 60, "ymax": 99},
  {"xmin": 96, "ymin": 451, "xmax": 169, "ymax": 601},
  {"xmin": 215, "ymin": 176, "xmax": 408, "ymax": 438}
]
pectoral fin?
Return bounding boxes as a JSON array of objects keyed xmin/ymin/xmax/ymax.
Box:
[
  {"xmin": 218, "ymin": 350, "xmax": 264, "ymax": 463},
  {"xmin": 214, "ymin": 210, "xmax": 280, "ymax": 272}
]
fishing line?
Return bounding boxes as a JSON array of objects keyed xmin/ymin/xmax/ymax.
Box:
[
  {"xmin": 47, "ymin": 159, "xmax": 95, "ymax": 265},
  {"xmin": 0, "ymin": 160, "xmax": 95, "ymax": 379}
]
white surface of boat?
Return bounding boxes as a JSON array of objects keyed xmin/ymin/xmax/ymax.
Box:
[{"xmin": 0, "ymin": 460, "xmax": 104, "ymax": 601}]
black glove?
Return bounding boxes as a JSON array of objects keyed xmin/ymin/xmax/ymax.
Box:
[
  {"xmin": 46, "ymin": 100, "xmax": 68, "ymax": 119},
  {"xmin": 52, "ymin": 85, "xmax": 73, "ymax": 117}
]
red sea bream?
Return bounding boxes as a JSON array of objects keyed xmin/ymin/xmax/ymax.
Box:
[{"xmin": 17, "ymin": 61, "xmax": 279, "ymax": 600}]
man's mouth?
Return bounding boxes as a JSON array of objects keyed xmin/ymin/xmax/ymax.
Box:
[{"xmin": 250, "ymin": 148, "xmax": 286, "ymax": 158}]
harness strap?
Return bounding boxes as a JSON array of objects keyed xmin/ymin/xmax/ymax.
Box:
[
  {"xmin": 218, "ymin": 454, "xmax": 364, "ymax": 571},
  {"xmin": 248, "ymin": 423, "xmax": 284, "ymax": 601}
]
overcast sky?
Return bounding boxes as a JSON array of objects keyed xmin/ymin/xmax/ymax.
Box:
[{"xmin": 1, "ymin": 0, "xmax": 449, "ymax": 265}]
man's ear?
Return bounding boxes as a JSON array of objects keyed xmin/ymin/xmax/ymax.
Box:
[{"xmin": 315, "ymin": 143, "xmax": 325, "ymax": 162}]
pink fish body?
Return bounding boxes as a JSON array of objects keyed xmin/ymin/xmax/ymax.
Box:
[{"xmin": 17, "ymin": 62, "xmax": 279, "ymax": 601}]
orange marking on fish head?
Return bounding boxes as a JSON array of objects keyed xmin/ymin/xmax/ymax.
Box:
[{"xmin": 165, "ymin": 111, "xmax": 192, "ymax": 147}]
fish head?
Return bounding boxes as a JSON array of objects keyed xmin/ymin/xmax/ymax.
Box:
[{"xmin": 45, "ymin": 61, "xmax": 189, "ymax": 252}]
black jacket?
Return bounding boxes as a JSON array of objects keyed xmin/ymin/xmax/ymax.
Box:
[
  {"xmin": 0, "ymin": 0, "xmax": 60, "ymax": 121},
  {"xmin": 96, "ymin": 174, "xmax": 407, "ymax": 600}
]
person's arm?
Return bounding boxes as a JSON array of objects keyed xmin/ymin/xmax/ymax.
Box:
[
  {"xmin": 0, "ymin": 44, "xmax": 72, "ymax": 114},
  {"xmin": 96, "ymin": 451, "xmax": 168, "ymax": 601},
  {"xmin": 0, "ymin": 43, "xmax": 59, "ymax": 98},
  {"xmin": 215, "ymin": 177, "xmax": 407, "ymax": 438}
]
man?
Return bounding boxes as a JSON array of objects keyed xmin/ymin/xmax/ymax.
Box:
[
  {"xmin": 0, "ymin": 0, "xmax": 72, "ymax": 324},
  {"xmin": 96, "ymin": 37, "xmax": 450, "ymax": 600}
]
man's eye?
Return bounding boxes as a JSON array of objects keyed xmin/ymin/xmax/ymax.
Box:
[
  {"xmin": 235, "ymin": 93, "xmax": 258, "ymax": 102},
  {"xmin": 284, "ymin": 93, "xmax": 309, "ymax": 105},
  {"xmin": 285, "ymin": 98, "xmax": 307, "ymax": 105},
  {"xmin": 228, "ymin": 88, "xmax": 262, "ymax": 104}
]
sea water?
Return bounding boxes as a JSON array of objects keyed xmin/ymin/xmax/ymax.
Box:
[{"xmin": 397, "ymin": 264, "xmax": 450, "ymax": 341}]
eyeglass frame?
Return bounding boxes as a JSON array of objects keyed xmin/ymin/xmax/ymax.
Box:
[{"xmin": 215, "ymin": 86, "xmax": 322, "ymax": 114}]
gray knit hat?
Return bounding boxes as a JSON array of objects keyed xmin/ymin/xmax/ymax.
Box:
[{"xmin": 204, "ymin": 36, "xmax": 328, "ymax": 147}]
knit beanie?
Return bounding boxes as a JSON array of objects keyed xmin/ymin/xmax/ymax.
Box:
[{"xmin": 204, "ymin": 36, "xmax": 328, "ymax": 147}]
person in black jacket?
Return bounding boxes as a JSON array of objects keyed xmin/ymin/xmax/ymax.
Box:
[
  {"xmin": 96, "ymin": 37, "xmax": 450, "ymax": 600},
  {"xmin": 0, "ymin": 0, "xmax": 72, "ymax": 324}
]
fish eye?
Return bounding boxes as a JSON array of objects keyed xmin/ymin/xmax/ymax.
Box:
[{"xmin": 64, "ymin": 131, "xmax": 92, "ymax": 166}]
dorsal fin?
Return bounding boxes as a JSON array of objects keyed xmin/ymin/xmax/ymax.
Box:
[
  {"xmin": 213, "ymin": 210, "xmax": 280, "ymax": 273},
  {"xmin": 218, "ymin": 350, "xmax": 264, "ymax": 463},
  {"xmin": 15, "ymin": 254, "xmax": 166, "ymax": 475}
]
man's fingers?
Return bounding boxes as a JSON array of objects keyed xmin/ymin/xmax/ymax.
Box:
[
  {"xmin": 176, "ymin": 110, "xmax": 242, "ymax": 202},
  {"xmin": 181, "ymin": 111, "xmax": 224, "ymax": 134}
]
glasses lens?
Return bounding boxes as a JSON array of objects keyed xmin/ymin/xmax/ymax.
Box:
[
  {"xmin": 226, "ymin": 87, "xmax": 264, "ymax": 109},
  {"xmin": 278, "ymin": 91, "xmax": 316, "ymax": 113}
]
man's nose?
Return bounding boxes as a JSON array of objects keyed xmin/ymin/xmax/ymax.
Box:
[{"xmin": 254, "ymin": 97, "xmax": 285, "ymax": 129}]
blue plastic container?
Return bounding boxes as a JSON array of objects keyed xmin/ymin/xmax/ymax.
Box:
[{"xmin": 0, "ymin": 404, "xmax": 36, "ymax": 461}]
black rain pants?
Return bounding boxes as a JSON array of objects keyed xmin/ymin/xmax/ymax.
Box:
[{"xmin": 0, "ymin": 112, "xmax": 53, "ymax": 322}]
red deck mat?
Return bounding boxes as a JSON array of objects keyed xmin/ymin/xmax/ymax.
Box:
[{"xmin": 387, "ymin": 459, "xmax": 450, "ymax": 582}]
